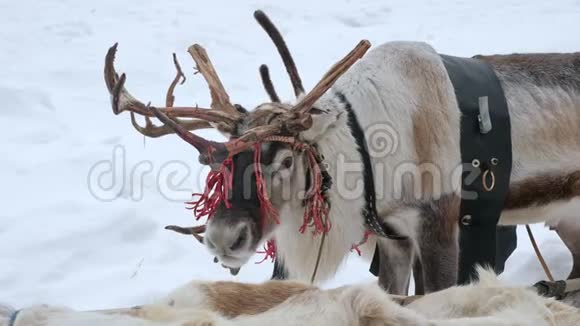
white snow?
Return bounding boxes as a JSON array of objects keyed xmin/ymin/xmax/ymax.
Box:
[{"xmin": 0, "ymin": 0, "xmax": 578, "ymax": 311}]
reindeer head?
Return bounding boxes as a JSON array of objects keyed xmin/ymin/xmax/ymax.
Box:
[{"xmin": 104, "ymin": 10, "xmax": 370, "ymax": 270}]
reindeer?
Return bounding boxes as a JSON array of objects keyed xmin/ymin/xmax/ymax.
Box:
[{"xmin": 103, "ymin": 10, "xmax": 580, "ymax": 295}]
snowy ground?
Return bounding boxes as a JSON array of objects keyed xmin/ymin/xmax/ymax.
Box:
[{"xmin": 1, "ymin": 0, "xmax": 579, "ymax": 311}]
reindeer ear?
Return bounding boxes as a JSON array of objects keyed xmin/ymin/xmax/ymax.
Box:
[
  {"xmin": 214, "ymin": 123, "xmax": 233, "ymax": 140},
  {"xmin": 300, "ymin": 99, "xmax": 344, "ymax": 142},
  {"xmin": 214, "ymin": 104, "xmax": 246, "ymax": 139}
]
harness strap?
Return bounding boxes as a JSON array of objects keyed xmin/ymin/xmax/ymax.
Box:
[
  {"xmin": 440, "ymin": 54, "xmax": 513, "ymax": 284},
  {"xmin": 334, "ymin": 90, "xmax": 407, "ymax": 241},
  {"xmin": 332, "ymin": 90, "xmax": 408, "ymax": 277}
]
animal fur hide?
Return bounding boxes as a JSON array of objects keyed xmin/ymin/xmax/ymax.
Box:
[{"xmin": 1, "ymin": 269, "xmax": 579, "ymax": 326}]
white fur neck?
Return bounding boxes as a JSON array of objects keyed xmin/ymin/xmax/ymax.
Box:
[{"xmin": 274, "ymin": 91, "xmax": 370, "ymax": 283}]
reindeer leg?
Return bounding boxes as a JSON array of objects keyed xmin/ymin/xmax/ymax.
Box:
[
  {"xmin": 505, "ymin": 171, "xmax": 580, "ymax": 279},
  {"xmin": 418, "ymin": 233, "xmax": 459, "ymax": 293},
  {"xmin": 417, "ymin": 196, "xmax": 460, "ymax": 293},
  {"xmin": 413, "ymin": 258, "xmax": 425, "ymax": 295},
  {"xmin": 377, "ymin": 237, "xmax": 414, "ymax": 295}
]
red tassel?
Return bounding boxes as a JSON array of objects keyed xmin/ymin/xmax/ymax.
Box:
[
  {"xmin": 298, "ymin": 149, "xmax": 330, "ymax": 235},
  {"xmin": 185, "ymin": 139, "xmax": 334, "ymax": 264},
  {"xmin": 351, "ymin": 230, "xmax": 374, "ymax": 256},
  {"xmin": 254, "ymin": 143, "xmax": 280, "ymax": 226},
  {"xmin": 186, "ymin": 158, "xmax": 233, "ymax": 220},
  {"xmin": 256, "ymin": 239, "xmax": 277, "ymax": 264}
]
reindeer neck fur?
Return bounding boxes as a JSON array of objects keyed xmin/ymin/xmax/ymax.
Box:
[
  {"xmin": 274, "ymin": 41, "xmax": 461, "ymax": 282},
  {"xmin": 274, "ymin": 92, "xmax": 370, "ymax": 282},
  {"xmin": 336, "ymin": 42, "xmax": 463, "ymax": 207},
  {"xmin": 326, "ymin": 42, "xmax": 463, "ymax": 243}
]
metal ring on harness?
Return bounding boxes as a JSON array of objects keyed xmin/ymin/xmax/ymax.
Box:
[{"xmin": 482, "ymin": 169, "xmax": 495, "ymax": 192}]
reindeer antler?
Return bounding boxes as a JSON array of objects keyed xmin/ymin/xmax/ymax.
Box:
[
  {"xmin": 254, "ymin": 10, "xmax": 304, "ymax": 97},
  {"xmin": 259, "ymin": 64, "xmax": 280, "ymax": 103},
  {"xmin": 165, "ymin": 224, "xmax": 206, "ymax": 243},
  {"xmin": 104, "ymin": 13, "xmax": 370, "ymax": 164},
  {"xmin": 104, "ymin": 43, "xmax": 245, "ymax": 163},
  {"xmin": 187, "ymin": 44, "xmax": 240, "ymax": 117},
  {"xmin": 204, "ymin": 39, "xmax": 371, "ymax": 160},
  {"xmin": 143, "ymin": 39, "xmax": 369, "ymax": 162},
  {"xmin": 104, "ymin": 44, "xmax": 240, "ymax": 124},
  {"xmin": 291, "ymin": 40, "xmax": 371, "ymax": 115},
  {"xmin": 129, "ymin": 53, "xmax": 211, "ymax": 138}
]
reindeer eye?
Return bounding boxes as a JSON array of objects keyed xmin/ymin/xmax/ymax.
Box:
[{"xmin": 281, "ymin": 156, "xmax": 293, "ymax": 169}]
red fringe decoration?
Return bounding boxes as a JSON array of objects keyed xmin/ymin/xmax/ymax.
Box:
[
  {"xmin": 256, "ymin": 239, "xmax": 277, "ymax": 264},
  {"xmin": 254, "ymin": 143, "xmax": 280, "ymax": 226},
  {"xmin": 351, "ymin": 229, "xmax": 374, "ymax": 256},
  {"xmin": 298, "ymin": 147, "xmax": 331, "ymax": 235},
  {"xmin": 186, "ymin": 139, "xmax": 334, "ymax": 263},
  {"xmin": 186, "ymin": 158, "xmax": 233, "ymax": 220}
]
